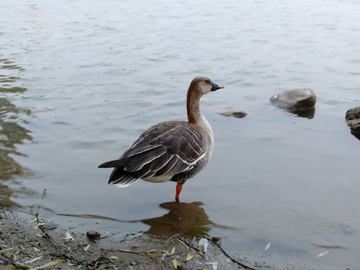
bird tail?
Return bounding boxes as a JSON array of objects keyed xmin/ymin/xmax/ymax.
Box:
[
  {"xmin": 108, "ymin": 167, "xmax": 138, "ymax": 188},
  {"xmin": 98, "ymin": 159, "xmax": 123, "ymax": 168},
  {"xmin": 99, "ymin": 160, "xmax": 139, "ymax": 188}
]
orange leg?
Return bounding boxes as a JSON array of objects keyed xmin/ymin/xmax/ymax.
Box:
[{"xmin": 175, "ymin": 184, "xmax": 183, "ymax": 202}]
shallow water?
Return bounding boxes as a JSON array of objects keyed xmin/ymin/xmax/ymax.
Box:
[{"xmin": 1, "ymin": 0, "xmax": 360, "ymax": 268}]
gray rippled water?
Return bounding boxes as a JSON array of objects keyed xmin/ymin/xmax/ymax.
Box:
[{"xmin": 1, "ymin": 0, "xmax": 360, "ymax": 268}]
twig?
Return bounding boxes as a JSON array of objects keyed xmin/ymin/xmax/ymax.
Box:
[
  {"xmin": 0, "ymin": 248, "xmax": 14, "ymax": 253},
  {"xmin": 34, "ymin": 213, "xmax": 75, "ymax": 254},
  {"xmin": 0, "ymin": 253, "xmax": 29, "ymax": 269},
  {"xmin": 177, "ymin": 237, "xmax": 201, "ymax": 252},
  {"xmin": 112, "ymin": 249, "xmax": 183, "ymax": 259},
  {"xmin": 196, "ymin": 235, "xmax": 257, "ymax": 270},
  {"xmin": 35, "ymin": 213, "xmax": 50, "ymax": 237},
  {"xmin": 32, "ymin": 261, "xmax": 58, "ymax": 270},
  {"xmin": 24, "ymin": 256, "xmax": 42, "ymax": 264},
  {"xmin": 212, "ymin": 240, "xmax": 257, "ymax": 270},
  {"xmin": 113, "ymin": 249, "xmax": 146, "ymax": 255},
  {"xmin": 176, "ymin": 238, "xmax": 189, "ymax": 250},
  {"xmin": 167, "ymin": 233, "xmax": 184, "ymax": 242}
]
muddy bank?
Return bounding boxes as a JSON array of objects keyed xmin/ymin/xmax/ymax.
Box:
[{"xmin": 0, "ymin": 210, "xmax": 274, "ymax": 270}]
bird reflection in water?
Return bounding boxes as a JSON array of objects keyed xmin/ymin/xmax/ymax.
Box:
[
  {"xmin": 142, "ymin": 201, "xmax": 233, "ymax": 238},
  {"xmin": 58, "ymin": 201, "xmax": 234, "ymax": 238}
]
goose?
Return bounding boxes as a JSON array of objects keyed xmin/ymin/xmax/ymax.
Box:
[{"xmin": 98, "ymin": 76, "xmax": 223, "ymax": 201}]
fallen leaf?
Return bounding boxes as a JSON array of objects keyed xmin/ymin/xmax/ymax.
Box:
[
  {"xmin": 186, "ymin": 254, "xmax": 194, "ymax": 261},
  {"xmin": 108, "ymin": 256, "xmax": 118, "ymax": 260},
  {"xmin": 198, "ymin": 238, "xmax": 208, "ymax": 253},
  {"xmin": 205, "ymin": 262, "xmax": 218, "ymax": 270},
  {"xmin": 191, "ymin": 236, "xmax": 196, "ymax": 245},
  {"xmin": 265, "ymin": 242, "xmax": 271, "ymax": 251},
  {"xmin": 56, "ymin": 259, "xmax": 63, "ymax": 262},
  {"xmin": 343, "ymin": 225, "xmax": 354, "ymax": 233},
  {"xmin": 46, "ymin": 218, "xmax": 55, "ymax": 223},
  {"xmin": 318, "ymin": 249, "xmax": 332, "ymax": 257},
  {"xmin": 17, "ymin": 265, "xmax": 32, "ymax": 269},
  {"xmin": 34, "ymin": 222, "xmax": 46, "ymax": 229},
  {"xmin": 173, "ymin": 258, "xmax": 178, "ymax": 269},
  {"xmin": 146, "ymin": 251, "xmax": 155, "ymax": 259},
  {"xmin": 33, "ymin": 247, "xmax": 40, "ymax": 252},
  {"xmin": 131, "ymin": 244, "xmax": 140, "ymax": 249},
  {"xmin": 28, "ymin": 217, "xmax": 37, "ymax": 224},
  {"xmin": 64, "ymin": 230, "xmax": 74, "ymax": 242},
  {"xmin": 162, "ymin": 250, "xmax": 171, "ymax": 256},
  {"xmin": 83, "ymin": 244, "xmax": 90, "ymax": 252},
  {"xmin": 171, "ymin": 246, "xmax": 176, "ymax": 254},
  {"xmin": 177, "ymin": 238, "xmax": 189, "ymax": 250}
]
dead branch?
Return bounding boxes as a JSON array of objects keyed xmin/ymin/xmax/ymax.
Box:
[
  {"xmin": 177, "ymin": 237, "xmax": 201, "ymax": 252},
  {"xmin": 196, "ymin": 235, "xmax": 258, "ymax": 270},
  {"xmin": 34, "ymin": 213, "xmax": 75, "ymax": 254}
]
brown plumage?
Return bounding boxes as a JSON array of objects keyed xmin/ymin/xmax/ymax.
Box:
[{"xmin": 98, "ymin": 76, "xmax": 223, "ymax": 201}]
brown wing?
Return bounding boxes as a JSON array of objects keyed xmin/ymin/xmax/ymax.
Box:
[{"xmin": 98, "ymin": 121, "xmax": 211, "ymax": 186}]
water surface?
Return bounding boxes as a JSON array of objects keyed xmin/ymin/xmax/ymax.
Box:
[{"xmin": 1, "ymin": 0, "xmax": 360, "ymax": 269}]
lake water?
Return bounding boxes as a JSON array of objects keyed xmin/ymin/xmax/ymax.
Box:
[{"xmin": 1, "ymin": 0, "xmax": 360, "ymax": 268}]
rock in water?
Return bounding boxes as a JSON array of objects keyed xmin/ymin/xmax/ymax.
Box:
[
  {"xmin": 218, "ymin": 109, "xmax": 247, "ymax": 118},
  {"xmin": 270, "ymin": 88, "xmax": 316, "ymax": 110},
  {"xmin": 345, "ymin": 107, "xmax": 360, "ymax": 133}
]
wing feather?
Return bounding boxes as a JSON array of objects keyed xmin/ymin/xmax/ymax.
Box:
[{"xmin": 100, "ymin": 121, "xmax": 212, "ymax": 185}]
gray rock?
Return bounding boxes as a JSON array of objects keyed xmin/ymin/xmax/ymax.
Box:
[
  {"xmin": 345, "ymin": 106, "xmax": 360, "ymax": 133},
  {"xmin": 270, "ymin": 88, "xmax": 316, "ymax": 110},
  {"xmin": 218, "ymin": 109, "xmax": 247, "ymax": 118},
  {"xmin": 87, "ymin": 230, "xmax": 100, "ymax": 239}
]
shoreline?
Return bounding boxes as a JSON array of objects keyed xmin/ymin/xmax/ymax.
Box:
[{"xmin": 0, "ymin": 210, "xmax": 262, "ymax": 270}]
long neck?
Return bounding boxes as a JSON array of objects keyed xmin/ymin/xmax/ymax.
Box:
[{"xmin": 187, "ymin": 89, "xmax": 214, "ymax": 138}]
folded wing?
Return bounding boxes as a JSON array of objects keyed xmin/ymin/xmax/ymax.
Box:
[{"xmin": 98, "ymin": 121, "xmax": 211, "ymax": 187}]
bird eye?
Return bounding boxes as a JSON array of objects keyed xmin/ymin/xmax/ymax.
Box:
[{"xmin": 205, "ymin": 79, "xmax": 209, "ymax": 83}]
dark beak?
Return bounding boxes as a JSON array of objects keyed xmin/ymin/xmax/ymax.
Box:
[{"xmin": 211, "ymin": 82, "xmax": 224, "ymax": 91}]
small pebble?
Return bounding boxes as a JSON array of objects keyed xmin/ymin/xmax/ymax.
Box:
[
  {"xmin": 87, "ymin": 230, "xmax": 100, "ymax": 239},
  {"xmin": 43, "ymin": 224, "xmax": 57, "ymax": 230}
]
